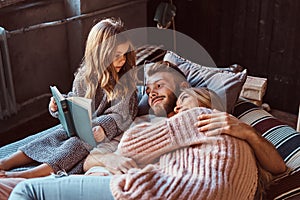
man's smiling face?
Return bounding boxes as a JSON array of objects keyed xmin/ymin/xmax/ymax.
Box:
[{"xmin": 146, "ymin": 72, "xmax": 178, "ymax": 117}]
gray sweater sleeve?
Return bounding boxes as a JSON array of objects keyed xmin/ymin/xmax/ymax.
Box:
[
  {"xmin": 50, "ymin": 71, "xmax": 138, "ymax": 141},
  {"xmin": 92, "ymin": 91, "xmax": 138, "ymax": 140},
  {"xmin": 72, "ymin": 71, "xmax": 139, "ymax": 140}
]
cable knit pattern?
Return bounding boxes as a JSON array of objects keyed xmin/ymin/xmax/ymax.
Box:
[{"xmin": 111, "ymin": 107, "xmax": 258, "ymax": 200}]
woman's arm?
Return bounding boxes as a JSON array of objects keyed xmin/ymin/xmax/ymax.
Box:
[
  {"xmin": 195, "ymin": 110, "xmax": 287, "ymax": 174},
  {"xmin": 119, "ymin": 107, "xmax": 216, "ymax": 165}
]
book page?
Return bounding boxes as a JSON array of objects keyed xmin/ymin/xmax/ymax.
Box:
[
  {"xmin": 68, "ymin": 97, "xmax": 92, "ymax": 121},
  {"xmin": 67, "ymin": 97, "xmax": 96, "ymax": 147}
]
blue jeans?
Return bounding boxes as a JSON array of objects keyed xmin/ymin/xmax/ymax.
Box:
[{"xmin": 8, "ymin": 175, "xmax": 113, "ymax": 200}]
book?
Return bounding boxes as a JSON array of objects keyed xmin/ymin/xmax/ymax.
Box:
[{"xmin": 50, "ymin": 86, "xmax": 97, "ymax": 147}]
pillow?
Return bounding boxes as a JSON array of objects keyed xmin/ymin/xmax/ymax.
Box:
[
  {"xmin": 163, "ymin": 51, "xmax": 247, "ymax": 113},
  {"xmin": 137, "ymin": 51, "xmax": 247, "ymax": 115},
  {"xmin": 263, "ymin": 170, "xmax": 300, "ymax": 200},
  {"xmin": 233, "ymin": 98, "xmax": 300, "ymax": 200},
  {"xmin": 233, "ymin": 98, "xmax": 300, "ymax": 172},
  {"xmin": 135, "ymin": 44, "xmax": 166, "ymax": 66}
]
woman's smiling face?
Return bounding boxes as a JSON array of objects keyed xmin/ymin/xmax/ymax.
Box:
[{"xmin": 174, "ymin": 91, "xmax": 200, "ymax": 113}]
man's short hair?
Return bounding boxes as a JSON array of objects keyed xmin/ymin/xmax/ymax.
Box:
[{"xmin": 145, "ymin": 61, "xmax": 187, "ymax": 87}]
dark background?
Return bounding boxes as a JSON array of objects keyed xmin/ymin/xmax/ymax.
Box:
[
  {"xmin": 148, "ymin": 0, "xmax": 300, "ymax": 115},
  {"xmin": 0, "ymin": 0, "xmax": 299, "ymax": 146}
]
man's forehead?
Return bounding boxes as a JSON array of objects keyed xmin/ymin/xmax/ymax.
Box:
[
  {"xmin": 146, "ymin": 72, "xmax": 171, "ymax": 85},
  {"xmin": 146, "ymin": 78, "xmax": 165, "ymax": 86}
]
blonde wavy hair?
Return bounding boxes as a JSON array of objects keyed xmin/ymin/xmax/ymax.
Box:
[
  {"xmin": 180, "ymin": 87, "xmax": 225, "ymax": 111},
  {"xmin": 78, "ymin": 17, "xmax": 136, "ymax": 101}
]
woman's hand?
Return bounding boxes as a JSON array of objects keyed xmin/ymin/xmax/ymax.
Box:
[
  {"xmin": 195, "ymin": 109, "xmax": 287, "ymax": 174},
  {"xmin": 194, "ymin": 109, "xmax": 253, "ymax": 140},
  {"xmin": 49, "ymin": 97, "xmax": 58, "ymax": 112}
]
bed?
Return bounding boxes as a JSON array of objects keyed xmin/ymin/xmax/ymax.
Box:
[{"xmin": 1, "ymin": 45, "xmax": 300, "ymax": 199}]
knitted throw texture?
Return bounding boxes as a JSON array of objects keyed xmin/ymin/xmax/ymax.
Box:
[{"xmin": 110, "ymin": 107, "xmax": 258, "ymax": 200}]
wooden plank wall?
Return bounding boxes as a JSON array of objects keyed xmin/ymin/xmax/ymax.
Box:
[
  {"xmin": 148, "ymin": 0, "xmax": 300, "ymax": 114},
  {"xmin": 222, "ymin": 0, "xmax": 300, "ymax": 115}
]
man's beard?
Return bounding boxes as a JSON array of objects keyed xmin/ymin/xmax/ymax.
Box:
[
  {"xmin": 150, "ymin": 93, "xmax": 177, "ymax": 117},
  {"xmin": 151, "ymin": 104, "xmax": 168, "ymax": 117}
]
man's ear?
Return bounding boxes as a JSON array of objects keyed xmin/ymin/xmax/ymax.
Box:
[{"xmin": 179, "ymin": 81, "xmax": 190, "ymax": 89}]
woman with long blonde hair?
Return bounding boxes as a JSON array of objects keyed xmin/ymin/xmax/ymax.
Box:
[
  {"xmin": 174, "ymin": 87, "xmax": 225, "ymax": 114},
  {"xmin": 0, "ymin": 17, "xmax": 138, "ymax": 179}
]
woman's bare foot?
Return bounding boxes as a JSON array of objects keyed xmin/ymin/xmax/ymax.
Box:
[
  {"xmin": 0, "ymin": 163, "xmax": 54, "ymax": 178},
  {"xmin": 0, "ymin": 170, "xmax": 43, "ymax": 179},
  {"xmin": 0, "ymin": 170, "xmax": 28, "ymax": 178}
]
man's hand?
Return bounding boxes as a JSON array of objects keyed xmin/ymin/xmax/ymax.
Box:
[{"xmin": 195, "ymin": 109, "xmax": 287, "ymax": 174}]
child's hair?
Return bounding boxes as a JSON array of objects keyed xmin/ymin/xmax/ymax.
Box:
[
  {"xmin": 78, "ymin": 17, "xmax": 136, "ymax": 101},
  {"xmin": 180, "ymin": 87, "xmax": 225, "ymax": 111},
  {"xmin": 145, "ymin": 61, "xmax": 188, "ymax": 97}
]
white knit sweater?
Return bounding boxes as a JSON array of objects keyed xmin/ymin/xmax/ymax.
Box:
[{"xmin": 110, "ymin": 107, "xmax": 258, "ymax": 200}]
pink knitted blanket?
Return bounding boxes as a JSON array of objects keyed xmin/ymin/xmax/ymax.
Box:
[{"xmin": 110, "ymin": 107, "xmax": 258, "ymax": 200}]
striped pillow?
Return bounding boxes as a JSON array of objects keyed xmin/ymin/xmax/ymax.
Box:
[
  {"xmin": 233, "ymin": 98, "xmax": 300, "ymax": 172},
  {"xmin": 264, "ymin": 171, "xmax": 300, "ymax": 200}
]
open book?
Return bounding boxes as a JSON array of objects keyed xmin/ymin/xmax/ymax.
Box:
[{"xmin": 50, "ymin": 86, "xmax": 97, "ymax": 147}]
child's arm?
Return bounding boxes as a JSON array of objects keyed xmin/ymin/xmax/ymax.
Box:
[
  {"xmin": 69, "ymin": 71, "xmax": 139, "ymax": 141},
  {"xmin": 92, "ymin": 91, "xmax": 138, "ymax": 141}
]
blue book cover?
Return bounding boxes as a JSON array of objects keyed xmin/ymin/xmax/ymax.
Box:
[{"xmin": 50, "ymin": 86, "xmax": 97, "ymax": 147}]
